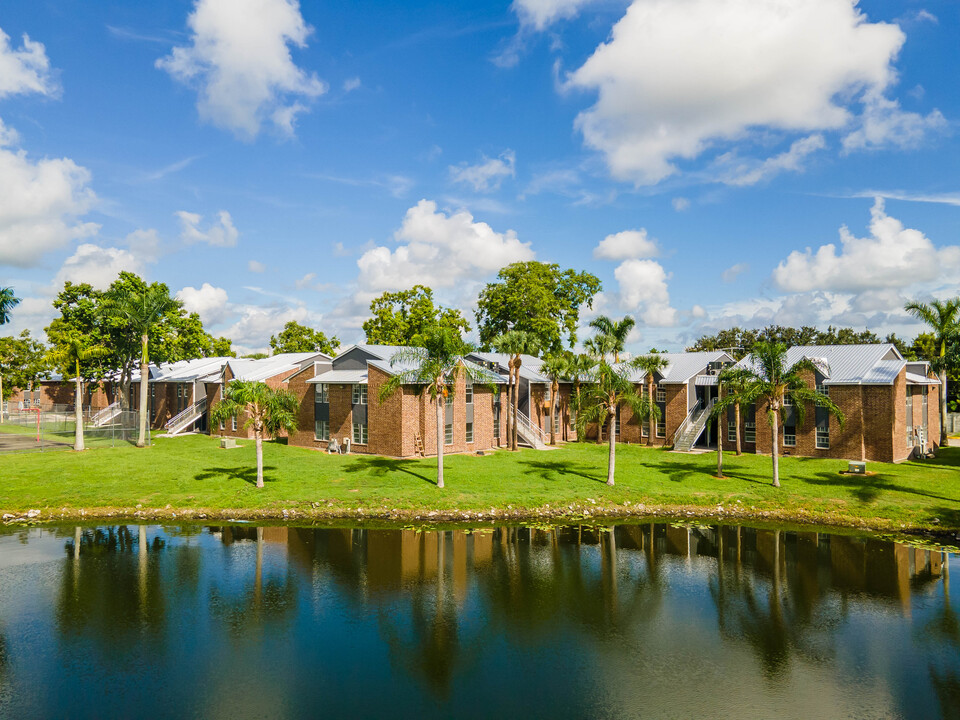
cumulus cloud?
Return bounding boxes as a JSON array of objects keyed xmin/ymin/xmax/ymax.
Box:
[
  {"xmin": 156, "ymin": 0, "xmax": 327, "ymax": 139},
  {"xmin": 0, "ymin": 123, "xmax": 99, "ymax": 267},
  {"xmin": 772, "ymin": 198, "xmax": 960, "ymax": 293},
  {"xmin": 511, "ymin": 0, "xmax": 597, "ymax": 30},
  {"xmin": 722, "ymin": 263, "xmax": 748, "ymax": 283},
  {"xmin": 842, "ymin": 93, "xmax": 946, "ymax": 152},
  {"xmin": 176, "ymin": 209, "xmax": 239, "ymax": 247},
  {"xmin": 613, "ymin": 259, "xmax": 678, "ymax": 327},
  {"xmin": 223, "ymin": 303, "xmax": 311, "ymax": 353},
  {"xmin": 566, "ymin": 0, "xmax": 933, "ymax": 185},
  {"xmin": 0, "ymin": 27, "xmax": 58, "ymax": 99},
  {"xmin": 355, "ymin": 199, "xmax": 534, "ymax": 294},
  {"xmin": 178, "ymin": 282, "xmax": 230, "ymax": 325},
  {"xmin": 714, "ymin": 134, "xmax": 826, "ymax": 186},
  {"xmin": 54, "ymin": 244, "xmax": 143, "ymax": 291},
  {"xmin": 449, "ymin": 150, "xmax": 516, "ymax": 192},
  {"xmin": 343, "ymin": 76, "xmax": 361, "ymax": 92},
  {"xmin": 672, "ymin": 197, "xmax": 690, "ymax": 212},
  {"xmin": 593, "ymin": 229, "xmax": 658, "ymax": 260}
]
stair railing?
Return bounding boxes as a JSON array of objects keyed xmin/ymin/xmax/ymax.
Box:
[{"xmin": 165, "ymin": 396, "xmax": 207, "ymax": 433}]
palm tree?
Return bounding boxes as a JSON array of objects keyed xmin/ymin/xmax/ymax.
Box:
[
  {"xmin": 380, "ymin": 328, "xmax": 489, "ymax": 489},
  {"xmin": 0, "ymin": 287, "xmax": 20, "ymax": 325},
  {"xmin": 905, "ymin": 298, "xmax": 960, "ymax": 447},
  {"xmin": 539, "ymin": 354, "xmax": 570, "ymax": 445},
  {"xmin": 104, "ymin": 287, "xmax": 182, "ymax": 447},
  {"xmin": 492, "ymin": 330, "xmax": 539, "ymax": 451},
  {"xmin": 567, "ymin": 353, "xmax": 596, "ymax": 442},
  {"xmin": 588, "ymin": 315, "xmax": 635, "ymax": 363},
  {"xmin": 46, "ymin": 334, "xmax": 109, "ymax": 451},
  {"xmin": 211, "ymin": 380, "xmax": 300, "ymax": 488},
  {"xmin": 633, "ymin": 353, "xmax": 669, "ymax": 445},
  {"xmin": 716, "ymin": 342, "xmax": 845, "ymax": 488},
  {"xmin": 579, "ymin": 360, "xmax": 657, "ymax": 486},
  {"xmin": 716, "ymin": 366, "xmax": 754, "ymax": 456}
]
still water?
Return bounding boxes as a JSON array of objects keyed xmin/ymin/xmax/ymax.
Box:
[{"xmin": 0, "ymin": 523, "xmax": 956, "ymax": 719}]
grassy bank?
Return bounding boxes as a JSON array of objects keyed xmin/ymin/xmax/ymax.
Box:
[{"xmin": 1, "ymin": 435, "xmax": 958, "ymax": 532}]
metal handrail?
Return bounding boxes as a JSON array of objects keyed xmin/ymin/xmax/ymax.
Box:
[
  {"xmin": 515, "ymin": 409, "xmax": 548, "ymax": 447},
  {"xmin": 672, "ymin": 397, "xmax": 715, "ymax": 446},
  {"xmin": 91, "ymin": 401, "xmax": 121, "ymax": 425},
  {"xmin": 165, "ymin": 396, "xmax": 207, "ymax": 431}
]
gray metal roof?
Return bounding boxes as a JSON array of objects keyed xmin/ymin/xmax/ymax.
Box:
[
  {"xmin": 736, "ymin": 344, "xmax": 905, "ymax": 386},
  {"xmin": 620, "ymin": 351, "xmax": 733, "ymax": 385},
  {"xmin": 227, "ymin": 352, "xmax": 328, "ymax": 382},
  {"xmin": 309, "ymin": 368, "xmax": 368, "ymax": 385},
  {"xmin": 906, "ymin": 371, "xmax": 940, "ymax": 385}
]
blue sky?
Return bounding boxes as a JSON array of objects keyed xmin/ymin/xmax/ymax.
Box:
[{"xmin": 1, "ymin": 0, "xmax": 959, "ymax": 353}]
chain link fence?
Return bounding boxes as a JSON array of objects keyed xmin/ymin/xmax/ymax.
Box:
[{"xmin": 0, "ymin": 403, "xmax": 148, "ymax": 454}]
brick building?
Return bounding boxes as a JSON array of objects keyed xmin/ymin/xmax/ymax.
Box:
[
  {"xmin": 285, "ymin": 344, "xmax": 504, "ymax": 458},
  {"xmin": 731, "ymin": 344, "xmax": 941, "ymax": 463}
]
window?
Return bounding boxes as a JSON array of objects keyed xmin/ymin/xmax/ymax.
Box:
[
  {"xmin": 544, "ymin": 385, "xmax": 551, "ymax": 402},
  {"xmin": 466, "ymin": 422, "xmax": 474, "ymax": 443},
  {"xmin": 816, "ymin": 383, "xmax": 828, "ymax": 397},
  {"xmin": 353, "ymin": 423, "xmax": 368, "ymax": 444},
  {"xmin": 352, "ymin": 385, "xmax": 367, "ymax": 405},
  {"xmin": 494, "ymin": 417, "xmax": 500, "ymax": 438},
  {"xmin": 656, "ymin": 385, "xmax": 666, "ymax": 403},
  {"xmin": 745, "ymin": 421, "xmax": 756, "ymax": 443},
  {"xmin": 445, "ymin": 421, "xmax": 453, "ymax": 445},
  {"xmin": 219, "ymin": 420, "xmax": 225, "ymax": 431},
  {"xmin": 445, "ymin": 392, "xmax": 453, "ymax": 407},
  {"xmin": 465, "ymin": 386, "xmax": 473, "ymax": 405},
  {"xmin": 727, "ymin": 421, "xmax": 737, "ymax": 443},
  {"xmin": 231, "ymin": 416, "xmax": 237, "ymax": 432},
  {"xmin": 315, "ymin": 420, "xmax": 329, "ymax": 441},
  {"xmin": 816, "ymin": 425, "xmax": 829, "ymax": 449},
  {"xmin": 783, "ymin": 395, "xmax": 793, "ymax": 407},
  {"xmin": 315, "ymin": 383, "xmax": 329, "ymax": 403},
  {"xmin": 657, "ymin": 419, "xmax": 666, "ymax": 437},
  {"xmin": 783, "ymin": 426, "xmax": 796, "ymax": 447}
]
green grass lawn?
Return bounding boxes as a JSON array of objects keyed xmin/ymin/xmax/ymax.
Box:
[{"xmin": 2, "ymin": 434, "xmax": 958, "ymax": 532}]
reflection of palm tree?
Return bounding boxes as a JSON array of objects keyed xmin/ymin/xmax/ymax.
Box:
[{"xmin": 920, "ymin": 552, "xmax": 960, "ymax": 718}]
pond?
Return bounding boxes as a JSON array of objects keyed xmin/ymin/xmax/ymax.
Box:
[{"xmin": 0, "ymin": 522, "xmax": 956, "ymax": 719}]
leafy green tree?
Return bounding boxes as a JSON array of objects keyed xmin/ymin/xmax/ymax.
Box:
[
  {"xmin": 363, "ymin": 286, "xmax": 470, "ymax": 346},
  {"xmin": 0, "ymin": 287, "xmax": 20, "ymax": 325},
  {"xmin": 579, "ymin": 360, "xmax": 657, "ymax": 486},
  {"xmin": 476, "ymin": 262, "xmax": 601, "ymax": 355},
  {"xmin": 492, "ymin": 330, "xmax": 540, "ymax": 451},
  {"xmin": 46, "ymin": 334, "xmax": 109, "ymax": 451},
  {"xmin": 539, "ymin": 354, "xmax": 570, "ymax": 445},
  {"xmin": 588, "ymin": 315, "xmax": 635, "ymax": 363},
  {"xmin": 905, "ymin": 298, "xmax": 960, "ymax": 446},
  {"xmin": 714, "ymin": 342, "xmax": 845, "ymax": 488},
  {"xmin": 104, "ymin": 285, "xmax": 183, "ymax": 447},
  {"xmin": 163, "ymin": 311, "xmax": 229, "ymax": 360},
  {"xmin": 688, "ymin": 324, "xmax": 883, "ymax": 359},
  {"xmin": 379, "ymin": 328, "xmax": 488, "ymax": 489},
  {"xmin": 0, "ymin": 331, "xmax": 48, "ymax": 420},
  {"xmin": 210, "ymin": 336, "xmax": 236, "ymax": 357},
  {"xmin": 633, "ymin": 353, "xmax": 669, "ymax": 446},
  {"xmin": 242, "ymin": 352, "xmax": 269, "ymax": 360},
  {"xmin": 269, "ymin": 320, "xmax": 340, "ymax": 355},
  {"xmin": 211, "ymin": 380, "xmax": 300, "ymax": 488}
]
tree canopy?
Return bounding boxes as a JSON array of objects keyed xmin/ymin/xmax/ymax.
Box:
[
  {"xmin": 475, "ymin": 261, "xmax": 601, "ymax": 355},
  {"xmin": 363, "ymin": 285, "xmax": 470, "ymax": 346},
  {"xmin": 269, "ymin": 320, "xmax": 340, "ymax": 355},
  {"xmin": 0, "ymin": 331, "xmax": 47, "ymax": 399},
  {"xmin": 688, "ymin": 324, "xmax": 885, "ymax": 360}
]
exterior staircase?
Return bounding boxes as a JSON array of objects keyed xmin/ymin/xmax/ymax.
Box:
[
  {"xmin": 672, "ymin": 398, "xmax": 714, "ymax": 452},
  {"xmin": 515, "ymin": 410, "xmax": 548, "ymax": 450},
  {"xmin": 91, "ymin": 402, "xmax": 121, "ymax": 427},
  {"xmin": 165, "ymin": 397, "xmax": 207, "ymax": 436}
]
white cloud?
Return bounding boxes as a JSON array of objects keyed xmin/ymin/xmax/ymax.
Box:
[
  {"xmin": 355, "ymin": 199, "xmax": 535, "ymax": 294},
  {"xmin": 671, "ymin": 197, "xmax": 690, "ymax": 212},
  {"xmin": 449, "ymin": 150, "xmax": 516, "ymax": 192},
  {"xmin": 178, "ymin": 282, "xmax": 230, "ymax": 325},
  {"xmin": 512, "ymin": 0, "xmax": 596, "ymax": 30},
  {"xmin": 690, "ymin": 304, "xmax": 706, "ymax": 319},
  {"xmin": 124, "ymin": 228, "xmax": 163, "ymax": 263},
  {"xmin": 722, "ymin": 263, "xmax": 748, "ymax": 283},
  {"xmin": 156, "ymin": 0, "xmax": 327, "ymax": 139},
  {"xmin": 714, "ymin": 134, "xmax": 826, "ymax": 186},
  {"xmin": 248, "ymin": 260, "xmax": 266, "ymax": 273},
  {"xmin": 773, "ymin": 198, "xmax": 960, "ymax": 293},
  {"xmin": 593, "ymin": 229, "xmax": 658, "ymax": 260},
  {"xmin": 176, "ymin": 209, "xmax": 239, "ymax": 247},
  {"xmin": 223, "ymin": 303, "xmax": 310, "ymax": 353},
  {"xmin": 0, "ymin": 28, "xmax": 58, "ymax": 99},
  {"xmin": 613, "ymin": 258, "xmax": 677, "ymax": 326},
  {"xmin": 0, "ymin": 122, "xmax": 99, "ymax": 267},
  {"xmin": 841, "ymin": 93, "xmax": 945, "ymax": 152},
  {"xmin": 566, "ymin": 0, "xmax": 927, "ymax": 185},
  {"xmin": 54, "ymin": 243, "xmax": 143, "ymax": 291},
  {"xmin": 343, "ymin": 76, "xmax": 361, "ymax": 92}
]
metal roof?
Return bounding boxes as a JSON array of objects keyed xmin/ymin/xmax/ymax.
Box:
[
  {"xmin": 367, "ymin": 356, "xmax": 505, "ymax": 384},
  {"xmin": 620, "ymin": 351, "xmax": 733, "ymax": 385},
  {"xmin": 906, "ymin": 371, "xmax": 940, "ymax": 385},
  {"xmin": 227, "ymin": 352, "xmax": 328, "ymax": 382},
  {"xmin": 309, "ymin": 368, "xmax": 368, "ymax": 385},
  {"xmin": 735, "ymin": 344, "xmax": 905, "ymax": 386}
]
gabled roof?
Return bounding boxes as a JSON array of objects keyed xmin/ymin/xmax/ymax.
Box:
[
  {"xmin": 619, "ymin": 351, "xmax": 733, "ymax": 385},
  {"xmin": 308, "ymin": 368, "xmax": 368, "ymax": 385},
  {"xmin": 336, "ymin": 344, "xmax": 413, "ymax": 362},
  {"xmin": 148, "ymin": 356, "xmax": 234, "ymax": 383},
  {"xmin": 735, "ymin": 344, "xmax": 906, "ymax": 386},
  {"xmin": 466, "ymin": 352, "xmax": 547, "ymax": 382},
  {"xmin": 368, "ymin": 356, "xmax": 505, "ymax": 385},
  {"xmin": 226, "ymin": 352, "xmax": 330, "ymax": 382}
]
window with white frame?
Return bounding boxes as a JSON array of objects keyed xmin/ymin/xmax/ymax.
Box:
[
  {"xmin": 315, "ymin": 383, "xmax": 329, "ymax": 403},
  {"xmin": 816, "ymin": 382, "xmax": 828, "ymax": 397},
  {"xmin": 466, "ymin": 422, "xmax": 474, "ymax": 443},
  {"xmin": 353, "ymin": 423, "xmax": 368, "ymax": 444},
  {"xmin": 465, "ymin": 386, "xmax": 473, "ymax": 405},
  {"xmin": 445, "ymin": 392, "xmax": 453, "ymax": 407},
  {"xmin": 783, "ymin": 426, "xmax": 796, "ymax": 447},
  {"xmin": 656, "ymin": 385, "xmax": 666, "ymax": 403},
  {"xmin": 231, "ymin": 416, "xmax": 237, "ymax": 432},
  {"xmin": 315, "ymin": 420, "xmax": 329, "ymax": 441},
  {"xmin": 783, "ymin": 394, "xmax": 793, "ymax": 407},
  {"xmin": 445, "ymin": 421, "xmax": 453, "ymax": 445},
  {"xmin": 219, "ymin": 420, "xmax": 225, "ymax": 431},
  {"xmin": 816, "ymin": 424, "xmax": 829, "ymax": 449},
  {"xmin": 745, "ymin": 421, "xmax": 756, "ymax": 443},
  {"xmin": 544, "ymin": 384, "xmax": 551, "ymax": 402},
  {"xmin": 352, "ymin": 384, "xmax": 367, "ymax": 405},
  {"xmin": 728, "ymin": 421, "xmax": 737, "ymax": 443},
  {"xmin": 656, "ymin": 419, "xmax": 666, "ymax": 437}
]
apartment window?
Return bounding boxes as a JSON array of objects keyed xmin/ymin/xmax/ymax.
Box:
[
  {"xmin": 231, "ymin": 416, "xmax": 237, "ymax": 432},
  {"xmin": 352, "ymin": 385, "xmax": 367, "ymax": 405},
  {"xmin": 315, "ymin": 383, "xmax": 329, "ymax": 403},
  {"xmin": 783, "ymin": 426, "xmax": 796, "ymax": 447},
  {"xmin": 445, "ymin": 421, "xmax": 453, "ymax": 445},
  {"xmin": 445, "ymin": 392, "xmax": 453, "ymax": 407},
  {"xmin": 657, "ymin": 419, "xmax": 666, "ymax": 437},
  {"xmin": 727, "ymin": 421, "xmax": 737, "ymax": 443},
  {"xmin": 783, "ymin": 395, "xmax": 793, "ymax": 407},
  {"xmin": 544, "ymin": 385, "xmax": 551, "ymax": 403},
  {"xmin": 219, "ymin": 420, "xmax": 225, "ymax": 431},
  {"xmin": 493, "ymin": 417, "xmax": 500, "ymax": 438},
  {"xmin": 745, "ymin": 421, "xmax": 756, "ymax": 443},
  {"xmin": 315, "ymin": 420, "xmax": 329, "ymax": 441},
  {"xmin": 816, "ymin": 425, "xmax": 829, "ymax": 449},
  {"xmin": 656, "ymin": 385, "xmax": 666, "ymax": 403},
  {"xmin": 353, "ymin": 423, "xmax": 368, "ymax": 445},
  {"xmin": 465, "ymin": 386, "xmax": 474, "ymax": 406},
  {"xmin": 816, "ymin": 383, "xmax": 828, "ymax": 397},
  {"xmin": 466, "ymin": 422, "xmax": 474, "ymax": 443}
]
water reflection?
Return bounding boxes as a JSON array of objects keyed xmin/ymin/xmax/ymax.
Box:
[{"xmin": 0, "ymin": 522, "xmax": 955, "ymax": 719}]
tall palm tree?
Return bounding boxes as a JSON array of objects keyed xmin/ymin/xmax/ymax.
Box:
[
  {"xmin": 381, "ymin": 328, "xmax": 489, "ymax": 489},
  {"xmin": 715, "ymin": 342, "xmax": 845, "ymax": 488},
  {"xmin": 633, "ymin": 353, "xmax": 669, "ymax": 445},
  {"xmin": 0, "ymin": 287, "xmax": 20, "ymax": 325},
  {"xmin": 905, "ymin": 298, "xmax": 960, "ymax": 447},
  {"xmin": 492, "ymin": 330, "xmax": 539, "ymax": 451},
  {"xmin": 46, "ymin": 334, "xmax": 109, "ymax": 451},
  {"xmin": 579, "ymin": 360, "xmax": 657, "ymax": 486},
  {"xmin": 539, "ymin": 354, "xmax": 570, "ymax": 445},
  {"xmin": 588, "ymin": 315, "xmax": 635, "ymax": 363},
  {"xmin": 104, "ymin": 287, "xmax": 182, "ymax": 447},
  {"xmin": 716, "ymin": 366, "xmax": 754, "ymax": 456},
  {"xmin": 567, "ymin": 352, "xmax": 596, "ymax": 442},
  {"xmin": 211, "ymin": 380, "xmax": 300, "ymax": 488}
]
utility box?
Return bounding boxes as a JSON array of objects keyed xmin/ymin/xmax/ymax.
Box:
[
  {"xmin": 848, "ymin": 461, "xmax": 866, "ymax": 474},
  {"xmin": 220, "ymin": 438, "xmax": 237, "ymax": 449}
]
